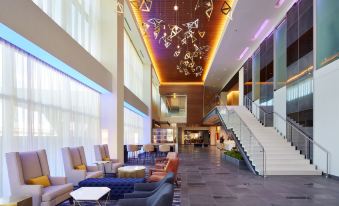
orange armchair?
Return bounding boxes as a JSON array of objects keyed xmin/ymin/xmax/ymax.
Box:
[
  {"xmin": 149, "ymin": 158, "xmax": 179, "ymax": 185},
  {"xmin": 154, "ymin": 152, "xmax": 178, "ymax": 169}
]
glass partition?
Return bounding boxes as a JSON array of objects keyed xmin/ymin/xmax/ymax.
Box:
[
  {"xmin": 316, "ymin": 0, "xmax": 339, "ymax": 68},
  {"xmin": 286, "ymin": 0, "xmax": 314, "ymax": 160},
  {"xmin": 252, "ymin": 50, "xmax": 261, "ymax": 102},
  {"xmin": 274, "ymin": 20, "xmax": 287, "ymax": 90}
]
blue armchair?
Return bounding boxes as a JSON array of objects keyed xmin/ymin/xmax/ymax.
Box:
[{"xmin": 117, "ymin": 183, "xmax": 174, "ymax": 206}]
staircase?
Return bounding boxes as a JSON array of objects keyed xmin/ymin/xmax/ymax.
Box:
[{"xmin": 217, "ymin": 106, "xmax": 322, "ymax": 176}]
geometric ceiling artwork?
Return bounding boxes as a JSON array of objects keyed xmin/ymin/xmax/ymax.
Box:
[{"xmin": 129, "ymin": 0, "xmax": 235, "ymax": 83}]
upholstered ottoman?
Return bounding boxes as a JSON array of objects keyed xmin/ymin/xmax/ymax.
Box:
[{"xmin": 78, "ymin": 178, "xmax": 146, "ymax": 200}]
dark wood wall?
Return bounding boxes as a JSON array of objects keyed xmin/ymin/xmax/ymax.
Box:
[{"xmin": 159, "ymin": 85, "xmax": 204, "ymax": 125}]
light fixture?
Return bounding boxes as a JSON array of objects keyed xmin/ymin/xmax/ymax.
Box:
[
  {"xmin": 173, "ymin": 93, "xmax": 177, "ymax": 99},
  {"xmin": 252, "ymin": 19, "xmax": 269, "ymax": 40},
  {"xmin": 275, "ymin": 0, "xmax": 285, "ymax": 8},
  {"xmin": 174, "ymin": 5, "xmax": 178, "ymax": 11},
  {"xmin": 238, "ymin": 47, "xmax": 249, "ymax": 60}
]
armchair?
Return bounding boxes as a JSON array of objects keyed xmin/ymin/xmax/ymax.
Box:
[
  {"xmin": 149, "ymin": 158, "xmax": 179, "ymax": 185},
  {"xmin": 94, "ymin": 144, "xmax": 123, "ymax": 174},
  {"xmin": 154, "ymin": 152, "xmax": 178, "ymax": 169},
  {"xmin": 61, "ymin": 146, "xmax": 103, "ymax": 186},
  {"xmin": 117, "ymin": 183, "xmax": 174, "ymax": 206},
  {"xmin": 6, "ymin": 150, "xmax": 73, "ymax": 206},
  {"xmin": 124, "ymin": 172, "xmax": 174, "ymax": 199}
]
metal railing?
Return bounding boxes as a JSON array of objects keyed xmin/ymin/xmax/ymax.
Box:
[
  {"xmin": 216, "ymin": 106, "xmax": 266, "ymax": 176},
  {"xmin": 243, "ymin": 95, "xmax": 329, "ymax": 177}
]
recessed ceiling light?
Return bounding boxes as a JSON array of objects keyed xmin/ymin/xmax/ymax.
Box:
[{"xmin": 174, "ymin": 5, "xmax": 179, "ymax": 11}]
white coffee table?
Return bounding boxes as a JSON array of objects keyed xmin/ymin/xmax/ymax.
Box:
[{"xmin": 70, "ymin": 187, "xmax": 110, "ymax": 206}]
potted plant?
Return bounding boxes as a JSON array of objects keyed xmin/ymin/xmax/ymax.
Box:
[{"xmin": 222, "ymin": 148, "xmax": 247, "ymax": 170}]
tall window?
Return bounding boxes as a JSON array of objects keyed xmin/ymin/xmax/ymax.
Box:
[
  {"xmin": 124, "ymin": 108, "xmax": 144, "ymax": 145},
  {"xmin": 124, "ymin": 31, "xmax": 144, "ymax": 101},
  {"xmin": 32, "ymin": 0, "xmax": 100, "ymax": 59},
  {"xmin": 0, "ymin": 39, "xmax": 100, "ymax": 195},
  {"xmin": 316, "ymin": 0, "xmax": 339, "ymax": 68}
]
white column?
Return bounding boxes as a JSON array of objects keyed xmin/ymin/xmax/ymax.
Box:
[
  {"xmin": 239, "ymin": 68, "xmax": 244, "ymax": 106},
  {"xmin": 99, "ymin": 0, "xmax": 124, "ymax": 161}
]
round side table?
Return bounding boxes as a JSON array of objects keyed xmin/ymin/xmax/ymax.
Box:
[{"xmin": 118, "ymin": 166, "xmax": 146, "ymax": 178}]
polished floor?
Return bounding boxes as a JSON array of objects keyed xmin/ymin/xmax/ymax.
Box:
[{"xmin": 178, "ymin": 145, "xmax": 339, "ymax": 206}]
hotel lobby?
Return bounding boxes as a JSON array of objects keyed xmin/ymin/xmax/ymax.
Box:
[{"xmin": 1, "ymin": 0, "xmax": 339, "ymax": 205}]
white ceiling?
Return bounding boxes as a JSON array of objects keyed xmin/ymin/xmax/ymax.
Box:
[{"xmin": 204, "ymin": 0, "xmax": 295, "ymax": 92}]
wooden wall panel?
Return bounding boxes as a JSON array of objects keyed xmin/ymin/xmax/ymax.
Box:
[{"xmin": 159, "ymin": 85, "xmax": 204, "ymax": 125}]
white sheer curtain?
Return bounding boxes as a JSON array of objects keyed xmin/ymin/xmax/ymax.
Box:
[
  {"xmin": 124, "ymin": 31, "xmax": 144, "ymax": 101},
  {"xmin": 31, "ymin": 0, "xmax": 101, "ymax": 60},
  {"xmin": 0, "ymin": 40, "xmax": 101, "ymax": 195},
  {"xmin": 124, "ymin": 107, "xmax": 144, "ymax": 145}
]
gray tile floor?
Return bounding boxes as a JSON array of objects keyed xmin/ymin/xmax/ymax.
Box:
[{"xmin": 178, "ymin": 145, "xmax": 339, "ymax": 206}]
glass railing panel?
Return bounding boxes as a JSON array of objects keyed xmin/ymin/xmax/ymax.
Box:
[{"xmin": 216, "ymin": 106, "xmax": 266, "ymax": 176}]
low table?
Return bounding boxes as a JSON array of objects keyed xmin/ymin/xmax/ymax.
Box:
[
  {"xmin": 0, "ymin": 196, "xmax": 32, "ymax": 206},
  {"xmin": 118, "ymin": 166, "xmax": 146, "ymax": 178},
  {"xmin": 70, "ymin": 187, "xmax": 110, "ymax": 206}
]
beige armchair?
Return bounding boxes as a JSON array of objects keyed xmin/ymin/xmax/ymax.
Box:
[
  {"xmin": 6, "ymin": 150, "xmax": 73, "ymax": 206},
  {"xmin": 94, "ymin": 144, "xmax": 123, "ymax": 174},
  {"xmin": 61, "ymin": 146, "xmax": 103, "ymax": 186}
]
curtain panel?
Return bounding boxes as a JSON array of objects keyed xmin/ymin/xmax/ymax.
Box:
[{"xmin": 0, "ymin": 39, "xmax": 101, "ymax": 195}]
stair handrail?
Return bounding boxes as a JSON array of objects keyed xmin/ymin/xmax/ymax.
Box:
[
  {"xmin": 243, "ymin": 95, "xmax": 329, "ymax": 178},
  {"xmin": 216, "ymin": 106, "xmax": 266, "ymax": 177}
]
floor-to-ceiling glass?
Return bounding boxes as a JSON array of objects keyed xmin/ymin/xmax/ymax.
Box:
[{"xmin": 286, "ymin": 0, "xmax": 314, "ymax": 159}]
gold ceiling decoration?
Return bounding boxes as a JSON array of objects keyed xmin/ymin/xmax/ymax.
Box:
[
  {"xmin": 195, "ymin": 0, "xmax": 214, "ymax": 21},
  {"xmin": 113, "ymin": 0, "xmax": 124, "ymax": 14},
  {"xmin": 205, "ymin": 0, "xmax": 214, "ymax": 20},
  {"xmin": 167, "ymin": 25, "xmax": 183, "ymax": 41},
  {"xmin": 174, "ymin": 49, "xmax": 181, "ymax": 57},
  {"xmin": 141, "ymin": 22, "xmax": 150, "ymax": 35},
  {"xmin": 148, "ymin": 18, "xmax": 163, "ymax": 28},
  {"xmin": 198, "ymin": 31, "xmax": 206, "ymax": 38},
  {"xmin": 128, "ymin": 0, "xmax": 236, "ymax": 80},
  {"xmin": 140, "ymin": 0, "xmax": 153, "ymax": 12},
  {"xmin": 153, "ymin": 27, "xmax": 160, "ymax": 39},
  {"xmin": 221, "ymin": 1, "xmax": 231, "ymax": 16},
  {"xmin": 183, "ymin": 19, "xmax": 199, "ymax": 31}
]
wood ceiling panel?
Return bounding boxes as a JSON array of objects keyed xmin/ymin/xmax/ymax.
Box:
[{"xmin": 129, "ymin": 0, "xmax": 234, "ymax": 83}]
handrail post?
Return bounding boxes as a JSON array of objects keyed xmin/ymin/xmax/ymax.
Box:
[{"xmin": 326, "ymin": 152, "xmax": 329, "ymax": 178}]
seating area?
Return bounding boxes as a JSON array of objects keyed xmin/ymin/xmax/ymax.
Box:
[{"xmin": 4, "ymin": 144, "xmax": 179, "ymax": 206}]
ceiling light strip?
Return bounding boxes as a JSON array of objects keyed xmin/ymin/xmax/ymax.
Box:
[
  {"xmin": 252, "ymin": 19, "xmax": 269, "ymax": 41},
  {"xmin": 238, "ymin": 47, "xmax": 249, "ymax": 60}
]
